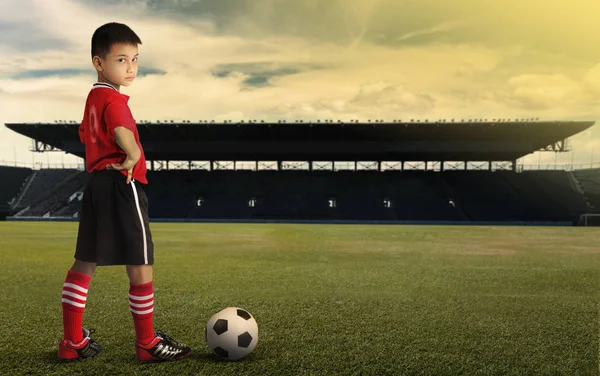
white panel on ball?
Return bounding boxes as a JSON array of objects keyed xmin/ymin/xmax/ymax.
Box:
[{"xmin": 205, "ymin": 307, "xmax": 259, "ymax": 361}]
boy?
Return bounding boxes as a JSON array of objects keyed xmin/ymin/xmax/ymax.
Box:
[{"xmin": 58, "ymin": 22, "xmax": 192, "ymax": 362}]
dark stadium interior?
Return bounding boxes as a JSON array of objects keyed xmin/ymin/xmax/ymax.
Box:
[
  {"xmin": 1, "ymin": 166, "xmax": 598, "ymax": 225},
  {"xmin": 1, "ymin": 120, "xmax": 598, "ymax": 225}
]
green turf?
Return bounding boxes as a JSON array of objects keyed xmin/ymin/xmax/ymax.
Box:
[{"xmin": 0, "ymin": 222, "xmax": 598, "ymax": 375}]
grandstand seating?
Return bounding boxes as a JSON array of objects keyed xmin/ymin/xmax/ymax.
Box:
[
  {"xmin": 3, "ymin": 168, "xmax": 590, "ymax": 223},
  {"xmin": 0, "ymin": 166, "xmax": 32, "ymax": 216},
  {"xmin": 499, "ymin": 171, "xmax": 587, "ymax": 221},
  {"xmin": 573, "ymin": 169, "xmax": 600, "ymax": 213},
  {"xmin": 12, "ymin": 169, "xmax": 80, "ymax": 212},
  {"xmin": 140, "ymin": 170, "xmax": 589, "ymax": 223},
  {"xmin": 9, "ymin": 169, "xmax": 89, "ymax": 217}
]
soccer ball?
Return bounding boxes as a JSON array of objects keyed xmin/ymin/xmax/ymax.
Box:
[{"xmin": 205, "ymin": 307, "xmax": 259, "ymax": 361}]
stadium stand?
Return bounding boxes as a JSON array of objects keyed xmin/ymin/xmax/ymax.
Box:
[
  {"xmin": 11, "ymin": 169, "xmax": 89, "ymax": 218},
  {"xmin": 0, "ymin": 166, "xmax": 32, "ymax": 219},
  {"xmin": 2, "ymin": 168, "xmax": 588, "ymax": 224},
  {"xmin": 572, "ymin": 169, "xmax": 600, "ymax": 213},
  {"xmin": 12, "ymin": 169, "xmax": 81, "ymax": 211},
  {"xmin": 3, "ymin": 119, "xmax": 595, "ymax": 224}
]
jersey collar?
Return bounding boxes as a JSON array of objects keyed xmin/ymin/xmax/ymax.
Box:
[{"xmin": 92, "ymin": 82, "xmax": 118, "ymax": 91}]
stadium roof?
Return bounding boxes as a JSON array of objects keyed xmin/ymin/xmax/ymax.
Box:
[{"xmin": 5, "ymin": 120, "xmax": 595, "ymax": 162}]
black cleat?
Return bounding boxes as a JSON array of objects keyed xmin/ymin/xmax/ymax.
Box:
[
  {"xmin": 58, "ymin": 328, "xmax": 102, "ymax": 361},
  {"xmin": 135, "ymin": 330, "xmax": 192, "ymax": 362}
]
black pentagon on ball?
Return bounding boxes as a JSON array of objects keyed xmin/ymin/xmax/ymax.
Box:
[
  {"xmin": 238, "ymin": 331, "xmax": 253, "ymax": 348},
  {"xmin": 213, "ymin": 346, "xmax": 228, "ymax": 359},
  {"xmin": 213, "ymin": 319, "xmax": 228, "ymax": 335},
  {"xmin": 237, "ymin": 309, "xmax": 251, "ymax": 320}
]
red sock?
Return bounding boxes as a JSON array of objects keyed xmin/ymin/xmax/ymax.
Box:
[
  {"xmin": 61, "ymin": 270, "xmax": 91, "ymax": 344},
  {"xmin": 129, "ymin": 281, "xmax": 155, "ymax": 345}
]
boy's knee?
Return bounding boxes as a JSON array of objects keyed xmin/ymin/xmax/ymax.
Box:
[
  {"xmin": 126, "ymin": 264, "xmax": 153, "ymax": 284},
  {"xmin": 71, "ymin": 260, "xmax": 97, "ymax": 277}
]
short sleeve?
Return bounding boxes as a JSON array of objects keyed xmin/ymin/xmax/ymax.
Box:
[{"xmin": 104, "ymin": 97, "xmax": 136, "ymax": 142}]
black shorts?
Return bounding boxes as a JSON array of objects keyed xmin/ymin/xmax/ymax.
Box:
[{"xmin": 74, "ymin": 170, "xmax": 154, "ymax": 266}]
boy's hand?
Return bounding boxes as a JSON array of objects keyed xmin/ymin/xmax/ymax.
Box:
[
  {"xmin": 107, "ymin": 159, "xmax": 136, "ymax": 184},
  {"xmin": 110, "ymin": 126, "xmax": 141, "ymax": 184}
]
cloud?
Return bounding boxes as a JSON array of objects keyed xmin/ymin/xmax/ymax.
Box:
[
  {"xmin": 211, "ymin": 62, "xmax": 327, "ymax": 88},
  {"xmin": 497, "ymin": 64, "xmax": 600, "ymax": 115},
  {"xmin": 582, "ymin": 64, "xmax": 600, "ymax": 95},
  {"xmin": 263, "ymin": 82, "xmax": 435, "ymax": 121},
  {"xmin": 0, "ymin": 20, "xmax": 71, "ymax": 53},
  {"xmin": 9, "ymin": 66, "xmax": 166, "ymax": 80},
  {"xmin": 348, "ymin": 82, "xmax": 435, "ymax": 115},
  {"xmin": 95, "ymin": 0, "xmax": 600, "ymax": 64},
  {"xmin": 0, "ymin": 0, "xmax": 599, "ymax": 168},
  {"xmin": 393, "ymin": 22, "xmax": 466, "ymax": 44},
  {"xmin": 505, "ymin": 74, "xmax": 582, "ymax": 110},
  {"xmin": 10, "ymin": 69, "xmax": 90, "ymax": 80}
]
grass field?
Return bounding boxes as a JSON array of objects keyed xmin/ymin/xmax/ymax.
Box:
[{"xmin": 0, "ymin": 221, "xmax": 598, "ymax": 375}]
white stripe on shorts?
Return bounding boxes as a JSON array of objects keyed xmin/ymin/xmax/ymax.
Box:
[{"xmin": 130, "ymin": 180, "xmax": 148, "ymax": 264}]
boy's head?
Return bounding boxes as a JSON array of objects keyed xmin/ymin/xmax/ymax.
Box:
[{"xmin": 91, "ymin": 22, "xmax": 142, "ymax": 89}]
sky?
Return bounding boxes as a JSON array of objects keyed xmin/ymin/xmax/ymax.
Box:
[{"xmin": 0, "ymin": 0, "xmax": 599, "ymax": 168}]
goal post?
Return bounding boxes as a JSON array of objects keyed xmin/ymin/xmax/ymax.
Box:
[{"xmin": 577, "ymin": 213, "xmax": 600, "ymax": 226}]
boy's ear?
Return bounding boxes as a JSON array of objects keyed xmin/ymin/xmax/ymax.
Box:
[{"xmin": 92, "ymin": 56, "xmax": 104, "ymax": 72}]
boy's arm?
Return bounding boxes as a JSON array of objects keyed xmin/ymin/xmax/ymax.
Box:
[{"xmin": 108, "ymin": 126, "xmax": 141, "ymax": 184}]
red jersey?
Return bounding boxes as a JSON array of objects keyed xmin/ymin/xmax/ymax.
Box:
[{"xmin": 78, "ymin": 82, "xmax": 148, "ymax": 184}]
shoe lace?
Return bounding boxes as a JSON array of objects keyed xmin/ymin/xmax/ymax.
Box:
[{"xmin": 156, "ymin": 330, "xmax": 180, "ymax": 347}]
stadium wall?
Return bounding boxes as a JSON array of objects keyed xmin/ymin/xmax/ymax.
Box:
[{"xmin": 6, "ymin": 216, "xmax": 574, "ymax": 226}]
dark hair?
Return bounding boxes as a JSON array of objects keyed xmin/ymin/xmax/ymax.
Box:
[{"xmin": 91, "ymin": 22, "xmax": 142, "ymax": 59}]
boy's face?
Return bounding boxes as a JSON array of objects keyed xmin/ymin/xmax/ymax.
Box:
[{"xmin": 93, "ymin": 43, "xmax": 139, "ymax": 89}]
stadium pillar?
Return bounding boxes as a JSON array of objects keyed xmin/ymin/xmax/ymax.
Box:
[
  {"xmin": 488, "ymin": 161, "xmax": 492, "ymax": 171},
  {"xmin": 309, "ymin": 161, "xmax": 313, "ymax": 171},
  {"xmin": 512, "ymin": 159, "xmax": 517, "ymax": 172},
  {"xmin": 378, "ymin": 161, "xmax": 381, "ymax": 171},
  {"xmin": 401, "ymin": 161, "xmax": 404, "ymax": 171},
  {"xmin": 464, "ymin": 161, "xmax": 467, "ymax": 170},
  {"xmin": 210, "ymin": 161, "xmax": 214, "ymax": 171},
  {"xmin": 277, "ymin": 160, "xmax": 282, "ymax": 170},
  {"xmin": 255, "ymin": 161, "xmax": 258, "ymax": 171},
  {"xmin": 151, "ymin": 160, "xmax": 154, "ymax": 171},
  {"xmin": 440, "ymin": 161, "xmax": 444, "ymax": 172},
  {"xmin": 354, "ymin": 161, "xmax": 357, "ymax": 171}
]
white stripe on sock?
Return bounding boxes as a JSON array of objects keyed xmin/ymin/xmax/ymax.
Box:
[
  {"xmin": 63, "ymin": 282, "xmax": 88, "ymax": 294},
  {"xmin": 128, "ymin": 293, "xmax": 154, "ymax": 301},
  {"xmin": 62, "ymin": 298, "xmax": 86, "ymax": 308},
  {"xmin": 129, "ymin": 300, "xmax": 153, "ymax": 308},
  {"xmin": 62, "ymin": 290, "xmax": 87, "ymax": 301},
  {"xmin": 130, "ymin": 307, "xmax": 154, "ymax": 315}
]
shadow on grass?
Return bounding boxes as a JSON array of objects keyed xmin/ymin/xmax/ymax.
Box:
[
  {"xmin": 39, "ymin": 348, "xmax": 260, "ymax": 369},
  {"xmin": 43, "ymin": 350, "xmax": 64, "ymax": 364},
  {"xmin": 193, "ymin": 351, "xmax": 261, "ymax": 363}
]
